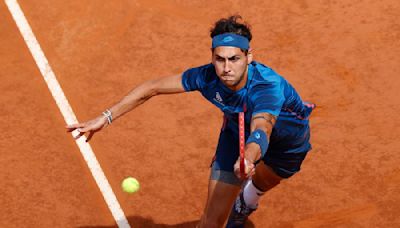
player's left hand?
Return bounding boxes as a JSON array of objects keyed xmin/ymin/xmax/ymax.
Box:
[
  {"xmin": 65, "ymin": 115, "xmax": 108, "ymax": 142},
  {"xmin": 234, "ymin": 157, "xmax": 255, "ymax": 180}
]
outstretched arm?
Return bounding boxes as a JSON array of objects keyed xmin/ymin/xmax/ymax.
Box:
[
  {"xmin": 108, "ymin": 74, "xmax": 185, "ymax": 121},
  {"xmin": 66, "ymin": 74, "xmax": 185, "ymax": 141}
]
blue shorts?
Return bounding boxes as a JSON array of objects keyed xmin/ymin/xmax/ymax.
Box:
[{"xmin": 211, "ymin": 112, "xmax": 312, "ymax": 180}]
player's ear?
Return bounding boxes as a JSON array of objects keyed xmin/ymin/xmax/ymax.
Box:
[{"xmin": 247, "ymin": 48, "xmax": 253, "ymax": 64}]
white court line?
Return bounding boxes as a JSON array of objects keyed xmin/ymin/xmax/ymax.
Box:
[{"xmin": 5, "ymin": 1, "xmax": 130, "ymax": 227}]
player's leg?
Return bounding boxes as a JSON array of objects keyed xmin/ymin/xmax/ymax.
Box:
[
  {"xmin": 198, "ymin": 125, "xmax": 243, "ymax": 227},
  {"xmin": 198, "ymin": 177, "xmax": 241, "ymax": 228},
  {"xmin": 226, "ymin": 161, "xmax": 285, "ymax": 228},
  {"xmin": 226, "ymin": 154, "xmax": 309, "ymax": 228}
]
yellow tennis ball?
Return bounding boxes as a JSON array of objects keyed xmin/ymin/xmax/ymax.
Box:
[{"xmin": 121, "ymin": 177, "xmax": 140, "ymax": 194}]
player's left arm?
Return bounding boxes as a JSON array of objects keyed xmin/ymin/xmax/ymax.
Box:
[{"xmin": 245, "ymin": 112, "xmax": 277, "ymax": 163}]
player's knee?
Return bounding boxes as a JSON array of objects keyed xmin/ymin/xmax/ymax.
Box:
[
  {"xmin": 255, "ymin": 176, "xmax": 281, "ymax": 192},
  {"xmin": 253, "ymin": 165, "xmax": 283, "ymax": 192}
]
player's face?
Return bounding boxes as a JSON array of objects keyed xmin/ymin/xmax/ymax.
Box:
[{"xmin": 212, "ymin": 46, "xmax": 252, "ymax": 91}]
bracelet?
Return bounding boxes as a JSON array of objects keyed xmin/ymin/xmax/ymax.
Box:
[{"xmin": 102, "ymin": 109, "xmax": 113, "ymax": 124}]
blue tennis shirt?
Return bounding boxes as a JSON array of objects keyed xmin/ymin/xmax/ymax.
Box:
[{"xmin": 181, "ymin": 61, "xmax": 311, "ymax": 135}]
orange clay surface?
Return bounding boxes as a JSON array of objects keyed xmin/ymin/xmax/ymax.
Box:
[{"xmin": 1, "ymin": 0, "xmax": 400, "ymax": 227}]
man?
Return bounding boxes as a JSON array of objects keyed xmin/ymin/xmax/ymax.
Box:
[{"xmin": 67, "ymin": 15, "xmax": 315, "ymax": 228}]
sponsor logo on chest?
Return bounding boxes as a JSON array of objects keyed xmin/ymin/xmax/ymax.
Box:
[{"xmin": 213, "ymin": 92, "xmax": 225, "ymax": 106}]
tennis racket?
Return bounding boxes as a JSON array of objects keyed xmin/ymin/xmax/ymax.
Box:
[{"xmin": 239, "ymin": 112, "xmax": 245, "ymax": 178}]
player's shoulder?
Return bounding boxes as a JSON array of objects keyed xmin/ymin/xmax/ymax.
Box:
[
  {"xmin": 186, "ymin": 63, "xmax": 216, "ymax": 82},
  {"xmin": 249, "ymin": 61, "xmax": 286, "ymax": 89}
]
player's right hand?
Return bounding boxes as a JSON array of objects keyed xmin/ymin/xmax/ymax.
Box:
[
  {"xmin": 65, "ymin": 115, "xmax": 108, "ymax": 142},
  {"xmin": 234, "ymin": 158, "xmax": 256, "ymax": 180}
]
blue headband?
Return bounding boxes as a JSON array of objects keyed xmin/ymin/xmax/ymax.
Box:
[{"xmin": 212, "ymin": 33, "xmax": 249, "ymax": 50}]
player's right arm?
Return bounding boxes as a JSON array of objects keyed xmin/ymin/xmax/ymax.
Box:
[{"xmin": 66, "ymin": 74, "xmax": 185, "ymax": 141}]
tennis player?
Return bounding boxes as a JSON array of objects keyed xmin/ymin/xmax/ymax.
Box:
[{"xmin": 67, "ymin": 15, "xmax": 315, "ymax": 228}]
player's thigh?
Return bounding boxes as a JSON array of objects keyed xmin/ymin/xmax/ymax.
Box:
[
  {"xmin": 212, "ymin": 127, "xmax": 239, "ymax": 172},
  {"xmin": 210, "ymin": 126, "xmax": 245, "ymax": 185},
  {"xmin": 253, "ymin": 151, "xmax": 309, "ymax": 192},
  {"xmin": 264, "ymin": 117, "xmax": 312, "ymax": 180},
  {"xmin": 253, "ymin": 161, "xmax": 284, "ymax": 192},
  {"xmin": 255, "ymin": 132, "xmax": 311, "ymax": 190},
  {"xmin": 201, "ymin": 127, "xmax": 242, "ymax": 226}
]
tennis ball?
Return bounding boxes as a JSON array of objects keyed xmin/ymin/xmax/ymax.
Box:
[{"xmin": 121, "ymin": 177, "xmax": 140, "ymax": 194}]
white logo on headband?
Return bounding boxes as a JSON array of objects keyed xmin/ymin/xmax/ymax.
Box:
[{"xmin": 222, "ymin": 36, "xmax": 234, "ymax": 43}]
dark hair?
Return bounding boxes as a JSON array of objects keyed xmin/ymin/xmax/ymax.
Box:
[{"xmin": 210, "ymin": 15, "xmax": 252, "ymax": 42}]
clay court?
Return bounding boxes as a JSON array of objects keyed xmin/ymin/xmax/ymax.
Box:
[{"xmin": 1, "ymin": 0, "xmax": 399, "ymax": 227}]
